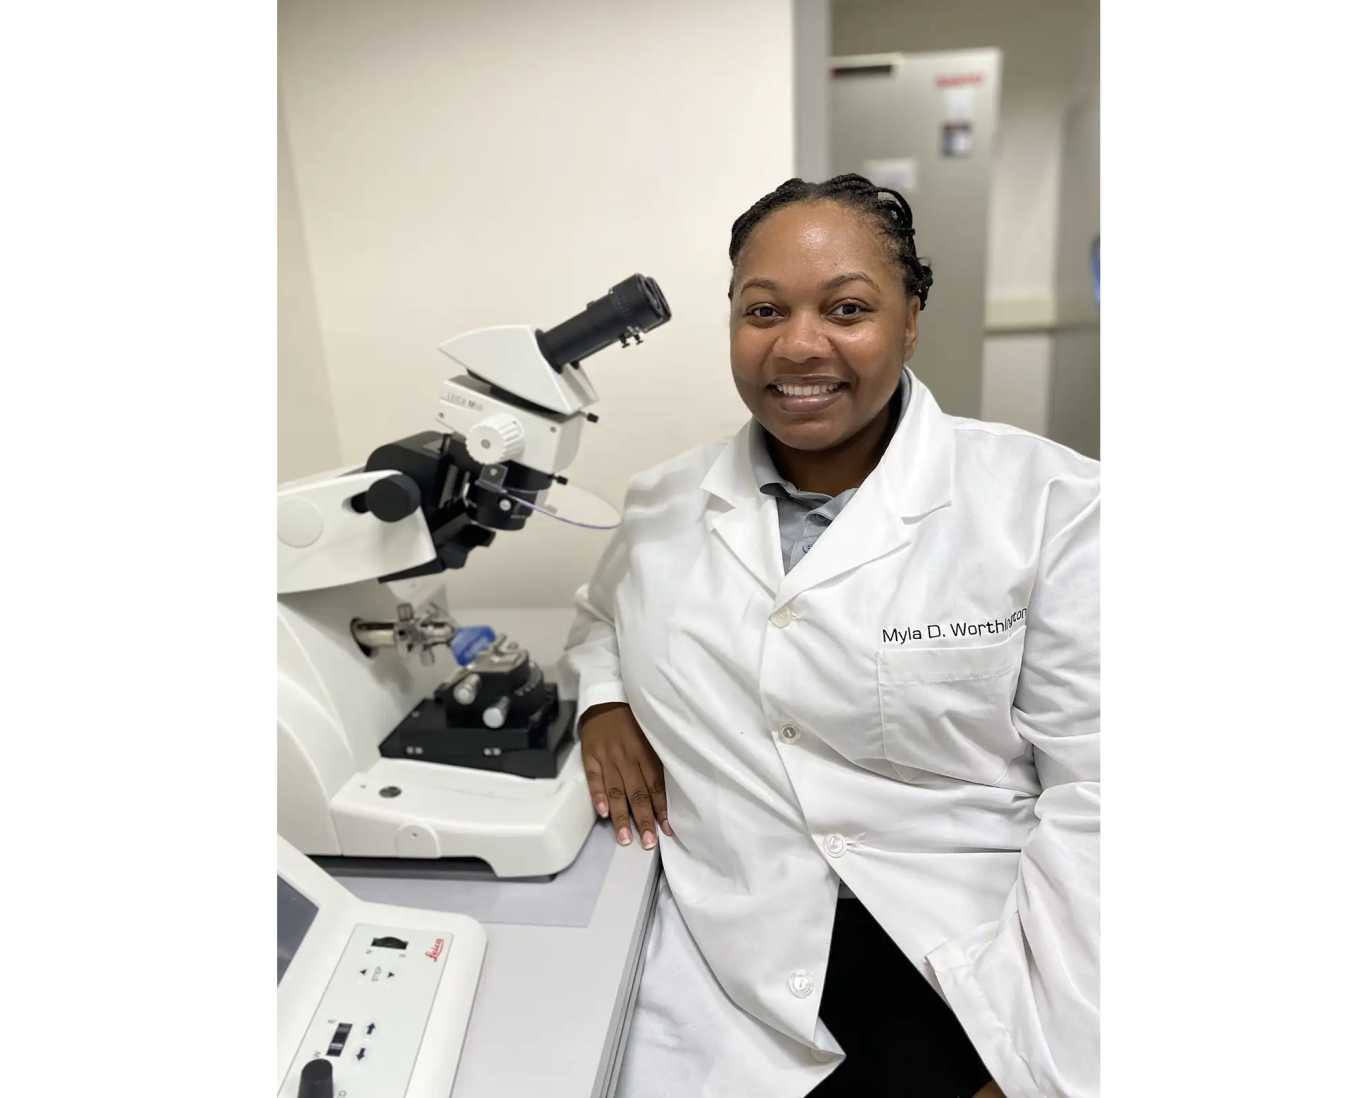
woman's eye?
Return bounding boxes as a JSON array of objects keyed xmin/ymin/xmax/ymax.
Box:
[
  {"xmin": 748, "ymin": 305, "xmax": 778, "ymax": 319},
  {"xmin": 833, "ymin": 301, "xmax": 865, "ymax": 317}
]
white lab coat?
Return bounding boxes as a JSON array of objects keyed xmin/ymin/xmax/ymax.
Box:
[{"xmin": 560, "ymin": 375, "xmax": 1099, "ymax": 1098}]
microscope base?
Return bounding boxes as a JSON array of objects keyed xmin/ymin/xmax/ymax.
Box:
[{"xmin": 320, "ymin": 743, "xmax": 595, "ymax": 879}]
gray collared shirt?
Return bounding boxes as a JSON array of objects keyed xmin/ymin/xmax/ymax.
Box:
[{"xmin": 748, "ymin": 370, "xmax": 912, "ymax": 574}]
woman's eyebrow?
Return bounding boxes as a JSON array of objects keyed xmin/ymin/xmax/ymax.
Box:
[
  {"xmin": 820, "ymin": 271, "xmax": 880, "ymax": 292},
  {"xmin": 737, "ymin": 272, "xmax": 881, "ymax": 297}
]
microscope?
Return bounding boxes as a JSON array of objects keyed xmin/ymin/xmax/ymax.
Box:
[{"xmin": 277, "ymin": 275, "xmax": 670, "ymax": 879}]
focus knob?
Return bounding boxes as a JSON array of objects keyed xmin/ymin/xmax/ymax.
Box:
[
  {"xmin": 298, "ymin": 1058, "xmax": 334, "ymax": 1098},
  {"xmin": 466, "ymin": 414, "xmax": 526, "ymax": 464},
  {"xmin": 453, "ymin": 673, "xmax": 481, "ymax": 706},
  {"xmin": 367, "ymin": 474, "xmax": 422, "ymax": 523},
  {"xmin": 482, "ymin": 697, "xmax": 510, "ymax": 729}
]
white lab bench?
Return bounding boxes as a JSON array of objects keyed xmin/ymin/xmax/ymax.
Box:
[
  {"xmin": 331, "ymin": 610, "xmax": 660, "ymax": 1097},
  {"xmin": 332, "ymin": 821, "xmax": 659, "ymax": 1098}
]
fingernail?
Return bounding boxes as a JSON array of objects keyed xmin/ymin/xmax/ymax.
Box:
[
  {"xmin": 618, "ymin": 827, "xmax": 632, "ymax": 845},
  {"xmin": 642, "ymin": 830, "xmax": 656, "ymax": 850},
  {"xmin": 596, "ymin": 800, "xmax": 609, "ymax": 818},
  {"xmin": 660, "ymin": 820, "xmax": 673, "ymax": 837}
]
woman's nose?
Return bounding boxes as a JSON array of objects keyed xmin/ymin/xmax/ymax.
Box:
[{"xmin": 774, "ymin": 313, "xmax": 830, "ymax": 362}]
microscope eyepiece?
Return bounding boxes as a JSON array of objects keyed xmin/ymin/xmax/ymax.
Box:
[{"xmin": 536, "ymin": 274, "xmax": 671, "ymax": 370}]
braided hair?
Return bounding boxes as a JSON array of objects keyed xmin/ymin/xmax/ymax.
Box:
[{"xmin": 728, "ymin": 174, "xmax": 934, "ymax": 308}]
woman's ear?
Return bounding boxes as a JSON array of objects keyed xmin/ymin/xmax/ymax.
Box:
[{"xmin": 902, "ymin": 294, "xmax": 921, "ymax": 362}]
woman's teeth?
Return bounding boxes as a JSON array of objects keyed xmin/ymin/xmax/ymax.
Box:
[{"xmin": 772, "ymin": 382, "xmax": 844, "ymax": 397}]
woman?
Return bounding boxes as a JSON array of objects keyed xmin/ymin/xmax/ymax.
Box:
[{"xmin": 562, "ymin": 175, "xmax": 1099, "ymax": 1098}]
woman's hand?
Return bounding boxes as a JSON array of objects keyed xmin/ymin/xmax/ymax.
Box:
[
  {"xmin": 972, "ymin": 1082, "xmax": 1006, "ymax": 1098},
  {"xmin": 579, "ymin": 703, "xmax": 671, "ymax": 849}
]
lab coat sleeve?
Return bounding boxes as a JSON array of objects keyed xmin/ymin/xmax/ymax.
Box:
[
  {"xmin": 928, "ymin": 477, "xmax": 1100, "ymax": 1098},
  {"xmin": 558, "ymin": 508, "xmax": 632, "ymax": 722}
]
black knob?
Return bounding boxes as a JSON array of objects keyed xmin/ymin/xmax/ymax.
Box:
[
  {"xmin": 367, "ymin": 474, "xmax": 422, "ymax": 523},
  {"xmin": 298, "ymin": 1058, "xmax": 334, "ymax": 1098}
]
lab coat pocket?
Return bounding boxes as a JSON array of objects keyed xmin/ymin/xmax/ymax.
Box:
[{"xmin": 876, "ymin": 631, "xmax": 1024, "ymax": 785}]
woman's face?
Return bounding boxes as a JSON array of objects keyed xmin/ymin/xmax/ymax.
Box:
[{"xmin": 729, "ymin": 200, "xmax": 919, "ymax": 452}]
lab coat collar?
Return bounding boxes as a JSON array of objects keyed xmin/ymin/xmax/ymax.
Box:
[{"xmin": 700, "ymin": 372, "xmax": 954, "ymax": 602}]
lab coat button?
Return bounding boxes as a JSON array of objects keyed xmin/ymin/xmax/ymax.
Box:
[
  {"xmin": 779, "ymin": 723, "xmax": 801, "ymax": 744},
  {"xmin": 770, "ymin": 605, "xmax": 794, "ymax": 628},
  {"xmin": 823, "ymin": 833, "xmax": 846, "ymax": 858},
  {"xmin": 788, "ymin": 969, "xmax": 815, "ymax": 998}
]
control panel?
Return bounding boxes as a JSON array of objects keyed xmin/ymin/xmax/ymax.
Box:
[{"xmin": 279, "ymin": 922, "xmax": 458, "ymax": 1098}]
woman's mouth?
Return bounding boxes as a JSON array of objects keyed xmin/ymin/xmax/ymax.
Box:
[{"xmin": 767, "ymin": 379, "xmax": 847, "ymax": 413}]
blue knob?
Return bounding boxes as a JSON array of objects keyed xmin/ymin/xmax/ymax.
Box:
[{"xmin": 451, "ymin": 626, "xmax": 496, "ymax": 666}]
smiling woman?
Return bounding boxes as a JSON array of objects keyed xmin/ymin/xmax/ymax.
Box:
[
  {"xmin": 565, "ymin": 173, "xmax": 1100, "ymax": 1098},
  {"xmin": 726, "ymin": 176, "xmax": 932, "ymax": 496}
]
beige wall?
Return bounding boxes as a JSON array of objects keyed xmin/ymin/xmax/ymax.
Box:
[
  {"xmin": 279, "ymin": 0, "xmax": 812, "ymax": 606},
  {"xmin": 278, "ymin": 99, "xmax": 341, "ymax": 482}
]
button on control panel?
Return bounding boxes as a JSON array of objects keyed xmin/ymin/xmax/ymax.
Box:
[{"xmin": 279, "ymin": 923, "xmax": 455, "ymax": 1097}]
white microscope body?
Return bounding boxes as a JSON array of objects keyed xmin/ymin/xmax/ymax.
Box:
[{"xmin": 277, "ymin": 276, "xmax": 670, "ymax": 878}]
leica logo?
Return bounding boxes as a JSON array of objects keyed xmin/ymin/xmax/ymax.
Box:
[
  {"xmin": 448, "ymin": 392, "xmax": 484, "ymax": 413},
  {"xmin": 425, "ymin": 938, "xmax": 444, "ymax": 962}
]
